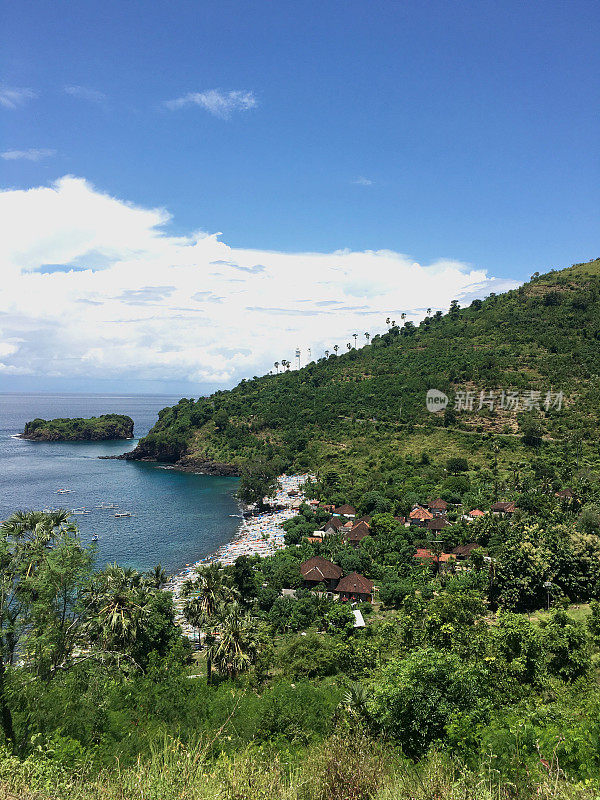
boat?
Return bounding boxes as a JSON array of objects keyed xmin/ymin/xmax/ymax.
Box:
[
  {"xmin": 114, "ymin": 511, "xmax": 132, "ymax": 517},
  {"xmin": 91, "ymin": 534, "xmax": 99, "ymax": 542},
  {"xmin": 56, "ymin": 489, "xmax": 74, "ymax": 494}
]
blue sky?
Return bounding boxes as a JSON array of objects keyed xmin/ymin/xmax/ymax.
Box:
[{"xmin": 1, "ymin": 1, "xmax": 599, "ymax": 393}]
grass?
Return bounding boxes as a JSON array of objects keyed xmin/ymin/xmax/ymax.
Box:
[
  {"xmin": 2, "ymin": 735, "xmax": 600, "ymax": 800},
  {"xmin": 526, "ymin": 604, "xmax": 592, "ymax": 626}
]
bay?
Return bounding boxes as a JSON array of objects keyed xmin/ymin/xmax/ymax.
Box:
[{"xmin": 0, "ymin": 393, "xmax": 241, "ymax": 574}]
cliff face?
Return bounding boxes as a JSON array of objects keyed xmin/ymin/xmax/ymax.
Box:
[
  {"xmin": 22, "ymin": 414, "xmax": 135, "ymax": 442},
  {"xmin": 117, "ymin": 445, "xmax": 240, "ymax": 476}
]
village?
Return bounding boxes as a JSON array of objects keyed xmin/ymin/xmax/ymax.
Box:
[{"xmin": 170, "ymin": 474, "xmax": 577, "ymax": 640}]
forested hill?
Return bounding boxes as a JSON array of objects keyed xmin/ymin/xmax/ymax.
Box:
[{"xmin": 124, "ymin": 258, "xmax": 600, "ymax": 495}]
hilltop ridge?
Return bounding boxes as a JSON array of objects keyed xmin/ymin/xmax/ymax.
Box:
[{"xmin": 122, "ymin": 258, "xmax": 600, "ymax": 494}]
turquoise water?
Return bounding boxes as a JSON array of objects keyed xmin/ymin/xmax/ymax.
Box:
[{"xmin": 0, "ymin": 394, "xmax": 241, "ymax": 574}]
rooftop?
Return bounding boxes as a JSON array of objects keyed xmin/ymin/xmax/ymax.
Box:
[
  {"xmin": 335, "ymin": 572, "xmax": 374, "ymax": 594},
  {"xmin": 300, "ymin": 556, "xmax": 343, "ymax": 582}
]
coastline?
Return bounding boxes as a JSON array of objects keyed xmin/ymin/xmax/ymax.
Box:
[{"xmin": 165, "ymin": 473, "xmax": 314, "ymax": 632}]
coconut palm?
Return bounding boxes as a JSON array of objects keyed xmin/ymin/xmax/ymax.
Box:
[
  {"xmin": 333, "ymin": 345, "xmax": 339, "ymax": 355},
  {"xmin": 210, "ymin": 602, "xmax": 258, "ymax": 679},
  {"xmin": 401, "ymin": 312, "xmax": 406, "ymax": 322},
  {"xmin": 1, "ymin": 509, "xmax": 72, "ymax": 544},
  {"xmin": 183, "ymin": 563, "xmax": 238, "ymax": 683},
  {"xmin": 352, "ymin": 333, "xmax": 358, "ymax": 347},
  {"xmin": 364, "ymin": 332, "xmax": 370, "ymax": 343},
  {"xmin": 426, "ymin": 307, "xmax": 432, "ymax": 316},
  {"xmin": 346, "ymin": 342, "xmax": 351, "ymax": 351},
  {"xmin": 144, "ymin": 564, "xmax": 167, "ymax": 589},
  {"xmin": 85, "ymin": 564, "xmax": 149, "ymax": 656},
  {"xmin": 325, "ymin": 349, "xmax": 329, "ymax": 358},
  {"xmin": 274, "ymin": 361, "xmax": 279, "ymax": 374},
  {"xmin": 385, "ymin": 317, "xmax": 391, "ymax": 327},
  {"xmin": 183, "ymin": 562, "xmax": 234, "ymax": 615}
]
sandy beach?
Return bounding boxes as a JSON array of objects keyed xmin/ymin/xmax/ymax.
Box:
[{"xmin": 164, "ymin": 473, "xmax": 314, "ymax": 633}]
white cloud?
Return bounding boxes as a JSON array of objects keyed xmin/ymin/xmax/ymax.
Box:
[
  {"xmin": 1, "ymin": 148, "xmax": 56, "ymax": 161},
  {"xmin": 64, "ymin": 85, "xmax": 106, "ymax": 103},
  {"xmin": 165, "ymin": 89, "xmax": 257, "ymax": 119},
  {"xmin": 0, "ymin": 87, "xmax": 36, "ymax": 109},
  {"xmin": 352, "ymin": 177, "xmax": 374, "ymax": 186},
  {"xmin": 0, "ymin": 176, "xmax": 520, "ymax": 390}
]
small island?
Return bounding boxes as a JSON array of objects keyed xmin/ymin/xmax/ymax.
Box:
[{"xmin": 22, "ymin": 414, "xmax": 134, "ymax": 442}]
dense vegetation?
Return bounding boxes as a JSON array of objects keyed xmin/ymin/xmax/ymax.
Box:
[
  {"xmin": 5, "ymin": 258, "xmax": 600, "ymax": 799},
  {"xmin": 3, "ymin": 501, "xmax": 600, "ymax": 799},
  {"xmin": 125, "ymin": 259, "xmax": 600, "ymax": 504},
  {"xmin": 22, "ymin": 414, "xmax": 134, "ymax": 441}
]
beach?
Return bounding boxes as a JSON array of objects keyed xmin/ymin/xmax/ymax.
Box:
[{"xmin": 164, "ymin": 473, "xmax": 314, "ymax": 633}]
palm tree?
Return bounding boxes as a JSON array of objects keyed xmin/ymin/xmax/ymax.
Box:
[
  {"xmin": 182, "ymin": 563, "xmax": 238, "ymax": 683},
  {"xmin": 346, "ymin": 342, "xmax": 352, "ymax": 351},
  {"xmin": 86, "ymin": 564, "xmax": 149, "ymax": 656},
  {"xmin": 401, "ymin": 313, "xmax": 406, "ymax": 322},
  {"xmin": 364, "ymin": 332, "xmax": 370, "ymax": 343},
  {"xmin": 426, "ymin": 308, "xmax": 432, "ymax": 316},
  {"xmin": 1, "ymin": 509, "xmax": 72, "ymax": 544},
  {"xmin": 144, "ymin": 564, "xmax": 167, "ymax": 589},
  {"xmin": 333, "ymin": 345, "xmax": 339, "ymax": 355},
  {"xmin": 274, "ymin": 361, "xmax": 279, "ymax": 374},
  {"xmin": 325, "ymin": 350, "xmax": 329, "ymax": 358},
  {"xmin": 211, "ymin": 602, "xmax": 258, "ymax": 679},
  {"xmin": 385, "ymin": 317, "xmax": 391, "ymax": 327},
  {"xmin": 183, "ymin": 563, "xmax": 231, "ymax": 616},
  {"xmin": 352, "ymin": 333, "xmax": 358, "ymax": 348},
  {"xmin": 338, "ymin": 681, "xmax": 371, "ymax": 724}
]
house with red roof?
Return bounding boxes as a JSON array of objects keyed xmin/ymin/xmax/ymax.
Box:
[
  {"xmin": 333, "ymin": 504, "xmax": 357, "ymax": 518},
  {"xmin": 343, "ymin": 520, "xmax": 371, "ymax": 547},
  {"xmin": 451, "ymin": 543, "xmax": 480, "ymax": 560},
  {"xmin": 322, "ymin": 516, "xmax": 345, "ymax": 535},
  {"xmin": 409, "ymin": 505, "xmax": 434, "ymax": 526},
  {"xmin": 428, "ymin": 498, "xmax": 448, "ymax": 515},
  {"xmin": 413, "ymin": 548, "xmax": 456, "ymax": 572},
  {"xmin": 334, "ymin": 572, "xmax": 374, "ymax": 602},
  {"xmin": 300, "ymin": 557, "xmax": 343, "ymax": 591},
  {"xmin": 491, "ymin": 501, "xmax": 517, "ymax": 516},
  {"xmin": 427, "ymin": 517, "xmax": 450, "ymax": 533}
]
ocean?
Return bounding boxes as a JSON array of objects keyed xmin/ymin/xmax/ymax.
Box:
[{"xmin": 0, "ymin": 393, "xmax": 241, "ymax": 574}]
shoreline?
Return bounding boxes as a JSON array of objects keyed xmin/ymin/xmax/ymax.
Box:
[{"xmin": 165, "ymin": 473, "xmax": 314, "ymax": 626}]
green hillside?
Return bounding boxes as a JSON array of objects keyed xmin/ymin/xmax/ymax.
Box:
[{"xmin": 125, "ymin": 258, "xmax": 600, "ymax": 500}]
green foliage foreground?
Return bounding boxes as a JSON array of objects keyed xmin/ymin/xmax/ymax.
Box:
[
  {"xmin": 2, "ymin": 731, "xmax": 600, "ymax": 800},
  {"xmin": 3, "ymin": 510, "xmax": 600, "ymax": 800}
]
